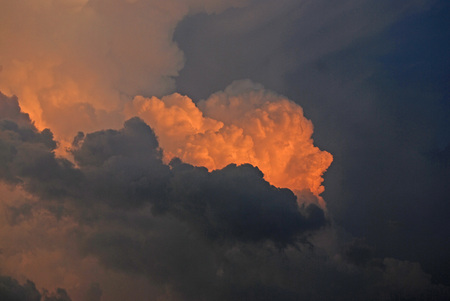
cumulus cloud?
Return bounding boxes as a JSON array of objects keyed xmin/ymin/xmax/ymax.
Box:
[
  {"xmin": 1, "ymin": 0, "xmax": 448, "ymax": 300},
  {"xmin": 172, "ymin": 0, "xmax": 450, "ymax": 287},
  {"xmin": 126, "ymin": 80, "xmax": 333, "ymax": 207},
  {"xmin": 0, "ymin": 91, "xmax": 327, "ymax": 299},
  {"xmin": 1, "ymin": 90, "xmax": 448, "ymax": 301},
  {"xmin": 0, "ymin": 91, "xmax": 324, "ymax": 245},
  {"xmin": 70, "ymin": 119, "xmax": 326, "ymax": 245},
  {"xmin": 0, "ymin": 0, "xmax": 249, "ymax": 141}
]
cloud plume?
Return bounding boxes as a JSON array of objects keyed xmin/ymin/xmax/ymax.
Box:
[
  {"xmin": 1, "ymin": 89, "xmax": 448, "ymax": 301},
  {"xmin": 126, "ymin": 80, "xmax": 333, "ymax": 207},
  {"xmin": 0, "ymin": 0, "xmax": 248, "ymax": 141},
  {"xmin": 1, "ymin": 91, "xmax": 325, "ymax": 244},
  {"xmin": 0, "ymin": 89, "xmax": 328, "ymax": 299},
  {"xmin": 1, "ymin": 0, "xmax": 449, "ymax": 300}
]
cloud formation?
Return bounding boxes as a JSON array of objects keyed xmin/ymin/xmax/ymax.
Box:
[
  {"xmin": 173, "ymin": 0, "xmax": 450, "ymax": 287},
  {"xmin": 0, "ymin": 0, "xmax": 248, "ymax": 140},
  {"xmin": 126, "ymin": 80, "xmax": 333, "ymax": 207},
  {"xmin": 1, "ymin": 0, "xmax": 449, "ymax": 300},
  {"xmin": 0, "ymin": 91, "xmax": 324, "ymax": 244},
  {"xmin": 0, "ymin": 274, "xmax": 72, "ymax": 301},
  {"xmin": 0, "ymin": 90, "xmax": 326, "ymax": 299},
  {"xmin": 1, "ymin": 90, "xmax": 448, "ymax": 301}
]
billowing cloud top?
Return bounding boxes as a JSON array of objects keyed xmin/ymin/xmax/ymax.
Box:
[
  {"xmin": 0, "ymin": 90, "xmax": 331, "ymax": 300},
  {"xmin": 0, "ymin": 92, "xmax": 325, "ymax": 246},
  {"xmin": 1, "ymin": 0, "xmax": 448, "ymax": 300},
  {"xmin": 0, "ymin": 0, "xmax": 248, "ymax": 138},
  {"xmin": 126, "ymin": 80, "xmax": 333, "ymax": 206},
  {"xmin": 1, "ymin": 88, "xmax": 447, "ymax": 301}
]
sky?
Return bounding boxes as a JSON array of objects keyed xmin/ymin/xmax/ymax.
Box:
[{"xmin": 0, "ymin": 0, "xmax": 449, "ymax": 300}]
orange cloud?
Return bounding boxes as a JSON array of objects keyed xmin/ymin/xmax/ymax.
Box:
[
  {"xmin": 0, "ymin": 0, "xmax": 248, "ymax": 142},
  {"xmin": 126, "ymin": 80, "xmax": 333, "ymax": 207}
]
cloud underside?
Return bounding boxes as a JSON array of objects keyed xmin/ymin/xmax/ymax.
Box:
[
  {"xmin": 0, "ymin": 0, "xmax": 449, "ymax": 300},
  {"xmin": 0, "ymin": 91, "xmax": 325, "ymax": 300},
  {"xmin": 1, "ymin": 91, "xmax": 448, "ymax": 301}
]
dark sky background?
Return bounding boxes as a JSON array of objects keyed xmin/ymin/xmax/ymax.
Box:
[
  {"xmin": 175, "ymin": 0, "xmax": 450, "ymax": 285},
  {"xmin": 0, "ymin": 0, "xmax": 449, "ymax": 300}
]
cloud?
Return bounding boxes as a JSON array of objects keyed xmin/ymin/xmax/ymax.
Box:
[
  {"xmin": 69, "ymin": 115, "xmax": 326, "ymax": 245},
  {"xmin": 1, "ymin": 0, "xmax": 449, "ymax": 299},
  {"xmin": 42, "ymin": 288, "xmax": 72, "ymax": 301},
  {"xmin": 0, "ymin": 274, "xmax": 73, "ymax": 301},
  {"xmin": 1, "ymin": 90, "xmax": 449, "ymax": 301},
  {"xmin": 0, "ymin": 275, "xmax": 41, "ymax": 301},
  {"xmin": 175, "ymin": 0, "xmax": 429, "ymax": 98},
  {"xmin": 0, "ymin": 91, "xmax": 329, "ymax": 299},
  {"xmin": 0, "ymin": 92, "xmax": 58, "ymax": 183},
  {"xmin": 173, "ymin": 0, "xmax": 450, "ymax": 288},
  {"xmin": 0, "ymin": 90, "xmax": 326, "ymax": 243},
  {"xmin": 126, "ymin": 80, "xmax": 333, "ymax": 207},
  {"xmin": 0, "ymin": 91, "xmax": 326, "ymax": 247},
  {"xmin": 82, "ymin": 283, "xmax": 101, "ymax": 301},
  {"xmin": 0, "ymin": 0, "xmax": 249, "ymax": 140},
  {"xmin": 0, "ymin": 92, "xmax": 83, "ymax": 203}
]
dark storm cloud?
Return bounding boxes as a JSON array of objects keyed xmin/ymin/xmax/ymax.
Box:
[
  {"xmin": 1, "ymin": 92, "xmax": 448, "ymax": 300},
  {"xmin": 166, "ymin": 159, "xmax": 325, "ymax": 244},
  {"xmin": 0, "ymin": 94, "xmax": 56, "ymax": 150},
  {"xmin": 2, "ymin": 0, "xmax": 449, "ymax": 300},
  {"xmin": 72, "ymin": 117, "xmax": 161, "ymax": 168},
  {"xmin": 70, "ymin": 117, "xmax": 170, "ymax": 209},
  {"xmin": 0, "ymin": 275, "xmax": 72, "ymax": 301},
  {"xmin": 0, "ymin": 275, "xmax": 41, "ymax": 301},
  {"xmin": 41, "ymin": 289, "xmax": 72, "ymax": 301},
  {"xmin": 83, "ymin": 283, "xmax": 102, "ymax": 301},
  {"xmin": 5, "ymin": 202, "xmax": 33, "ymax": 226},
  {"xmin": 0, "ymin": 92, "xmax": 80, "ymax": 201},
  {"xmin": 174, "ymin": 0, "xmax": 450, "ymax": 287},
  {"xmin": 0, "ymin": 91, "xmax": 325, "ymax": 247},
  {"xmin": 0, "ymin": 92, "xmax": 331, "ymax": 300},
  {"xmin": 70, "ymin": 116, "xmax": 324, "ymax": 245},
  {"xmin": 82, "ymin": 215, "xmax": 449, "ymax": 301},
  {"xmin": 174, "ymin": 0, "xmax": 428, "ymax": 99}
]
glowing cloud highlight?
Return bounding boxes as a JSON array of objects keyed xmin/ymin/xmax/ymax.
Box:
[
  {"xmin": 126, "ymin": 80, "xmax": 333, "ymax": 205},
  {"xmin": 0, "ymin": 0, "xmax": 248, "ymax": 141}
]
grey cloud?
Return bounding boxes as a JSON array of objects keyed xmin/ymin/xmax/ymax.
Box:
[
  {"xmin": 175, "ymin": 0, "xmax": 427, "ymax": 99},
  {"xmin": 342, "ymin": 240, "xmax": 374, "ymax": 267},
  {"xmin": 1, "ymin": 0, "xmax": 449, "ymax": 299},
  {"xmin": 0, "ymin": 92, "xmax": 326, "ymax": 245},
  {"xmin": 85, "ymin": 215, "xmax": 447, "ymax": 301},
  {"xmin": 0, "ymin": 92, "xmax": 78, "ymax": 197},
  {"xmin": 72, "ymin": 117, "xmax": 161, "ymax": 168},
  {"xmin": 166, "ymin": 159, "xmax": 325, "ymax": 245},
  {"xmin": 41, "ymin": 289, "xmax": 72, "ymax": 301},
  {"xmin": 1, "ymin": 92, "xmax": 449, "ymax": 300},
  {"xmin": 2, "ymin": 88, "xmax": 449, "ymax": 300},
  {"xmin": 0, "ymin": 94, "xmax": 36, "ymax": 128},
  {"xmin": 82, "ymin": 283, "xmax": 102, "ymax": 301},
  {"xmin": 0, "ymin": 92, "xmax": 328, "ymax": 300},
  {"xmin": 174, "ymin": 0, "xmax": 450, "ymax": 288},
  {"xmin": 69, "ymin": 116, "xmax": 325, "ymax": 244},
  {"xmin": 0, "ymin": 275, "xmax": 72, "ymax": 301},
  {"xmin": 5, "ymin": 202, "xmax": 33, "ymax": 226},
  {"xmin": 0, "ymin": 93, "xmax": 56, "ymax": 153},
  {"xmin": 0, "ymin": 276, "xmax": 41, "ymax": 301},
  {"xmin": 70, "ymin": 117, "xmax": 169, "ymax": 209}
]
